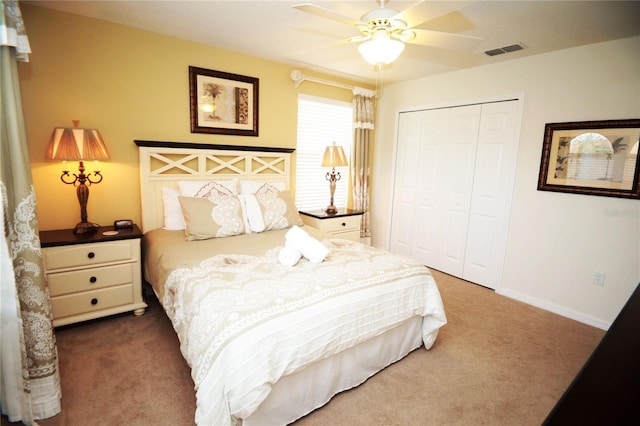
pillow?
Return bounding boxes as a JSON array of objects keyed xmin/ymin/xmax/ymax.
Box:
[
  {"xmin": 239, "ymin": 180, "xmax": 286, "ymax": 195},
  {"xmin": 178, "ymin": 195, "xmax": 246, "ymax": 240},
  {"xmin": 242, "ymin": 190, "xmax": 303, "ymax": 233},
  {"xmin": 162, "ymin": 180, "xmax": 237, "ymax": 230},
  {"xmin": 178, "ymin": 178, "xmax": 238, "ymax": 198},
  {"xmin": 162, "ymin": 187, "xmax": 186, "ymax": 230}
]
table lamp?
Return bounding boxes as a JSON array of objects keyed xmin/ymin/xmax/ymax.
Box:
[
  {"xmin": 321, "ymin": 141, "xmax": 348, "ymax": 214},
  {"xmin": 45, "ymin": 120, "xmax": 110, "ymax": 234}
]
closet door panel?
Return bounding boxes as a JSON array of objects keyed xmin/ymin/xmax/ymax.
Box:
[
  {"xmin": 436, "ymin": 105, "xmax": 481, "ymax": 276},
  {"xmin": 464, "ymin": 213, "xmax": 496, "ymax": 279},
  {"xmin": 463, "ymin": 143, "xmax": 502, "ymax": 281},
  {"xmin": 413, "ymin": 109, "xmax": 448, "ymax": 265},
  {"xmin": 390, "ymin": 111, "xmax": 421, "ymax": 257},
  {"xmin": 413, "ymin": 203, "xmax": 438, "ymax": 264},
  {"xmin": 438, "ymin": 209, "xmax": 469, "ymax": 276},
  {"xmin": 463, "ymin": 101, "xmax": 519, "ymax": 288}
]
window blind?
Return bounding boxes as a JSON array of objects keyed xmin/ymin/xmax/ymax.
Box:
[{"xmin": 295, "ymin": 94, "xmax": 352, "ymax": 211}]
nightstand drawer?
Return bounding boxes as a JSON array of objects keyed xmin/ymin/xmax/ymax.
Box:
[
  {"xmin": 47, "ymin": 263, "xmax": 135, "ymax": 297},
  {"xmin": 333, "ymin": 230, "xmax": 360, "ymax": 240},
  {"xmin": 43, "ymin": 240, "xmax": 135, "ymax": 270},
  {"xmin": 50, "ymin": 285, "xmax": 134, "ymax": 319},
  {"xmin": 315, "ymin": 214, "xmax": 361, "ymax": 233}
]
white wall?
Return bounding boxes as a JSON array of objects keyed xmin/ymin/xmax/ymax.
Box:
[{"xmin": 373, "ymin": 36, "xmax": 640, "ymax": 329}]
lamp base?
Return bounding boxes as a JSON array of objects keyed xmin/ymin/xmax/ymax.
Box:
[
  {"xmin": 325, "ymin": 205, "xmax": 338, "ymax": 215},
  {"xmin": 73, "ymin": 221, "xmax": 100, "ymax": 235}
]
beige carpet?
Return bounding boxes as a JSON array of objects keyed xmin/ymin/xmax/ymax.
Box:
[{"xmin": 3, "ymin": 270, "xmax": 604, "ymax": 426}]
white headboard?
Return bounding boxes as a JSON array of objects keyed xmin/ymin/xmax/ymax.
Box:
[{"xmin": 136, "ymin": 141, "xmax": 294, "ymax": 232}]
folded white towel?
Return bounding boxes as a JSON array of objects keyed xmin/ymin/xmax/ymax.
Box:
[
  {"xmin": 285, "ymin": 225, "xmax": 329, "ymax": 263},
  {"xmin": 285, "ymin": 224, "xmax": 309, "ymax": 243},
  {"xmin": 278, "ymin": 244, "xmax": 302, "ymax": 267}
]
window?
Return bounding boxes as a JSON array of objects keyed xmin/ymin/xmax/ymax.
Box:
[
  {"xmin": 295, "ymin": 94, "xmax": 352, "ymax": 211},
  {"xmin": 566, "ymin": 132, "xmax": 615, "ymax": 180}
]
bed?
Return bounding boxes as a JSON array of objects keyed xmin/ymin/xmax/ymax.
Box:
[{"xmin": 136, "ymin": 140, "xmax": 447, "ymax": 426}]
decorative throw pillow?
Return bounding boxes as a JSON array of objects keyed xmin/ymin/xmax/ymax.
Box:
[
  {"xmin": 178, "ymin": 178, "xmax": 238, "ymax": 198},
  {"xmin": 243, "ymin": 190, "xmax": 303, "ymax": 232},
  {"xmin": 178, "ymin": 195, "xmax": 245, "ymax": 240},
  {"xmin": 162, "ymin": 180, "xmax": 238, "ymax": 230},
  {"xmin": 239, "ymin": 179, "xmax": 286, "ymax": 195}
]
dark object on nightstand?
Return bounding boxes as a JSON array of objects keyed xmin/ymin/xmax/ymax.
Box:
[{"xmin": 114, "ymin": 219, "xmax": 134, "ymax": 229}]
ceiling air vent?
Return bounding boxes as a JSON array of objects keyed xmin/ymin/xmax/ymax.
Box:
[{"xmin": 484, "ymin": 43, "xmax": 525, "ymax": 57}]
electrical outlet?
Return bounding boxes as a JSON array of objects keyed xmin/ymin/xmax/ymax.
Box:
[{"xmin": 593, "ymin": 271, "xmax": 606, "ymax": 286}]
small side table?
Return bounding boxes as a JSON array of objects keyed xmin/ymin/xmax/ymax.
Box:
[
  {"xmin": 299, "ymin": 209, "xmax": 363, "ymax": 241},
  {"xmin": 39, "ymin": 225, "xmax": 147, "ymax": 327}
]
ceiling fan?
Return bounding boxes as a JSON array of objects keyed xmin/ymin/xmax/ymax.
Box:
[{"xmin": 293, "ymin": 0, "xmax": 483, "ymax": 66}]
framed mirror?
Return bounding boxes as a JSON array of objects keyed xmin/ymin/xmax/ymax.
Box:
[{"xmin": 538, "ymin": 119, "xmax": 640, "ymax": 199}]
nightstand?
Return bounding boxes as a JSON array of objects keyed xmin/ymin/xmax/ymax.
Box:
[
  {"xmin": 299, "ymin": 209, "xmax": 363, "ymax": 241},
  {"xmin": 39, "ymin": 225, "xmax": 147, "ymax": 327}
]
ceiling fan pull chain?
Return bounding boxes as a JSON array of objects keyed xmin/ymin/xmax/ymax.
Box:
[{"xmin": 375, "ymin": 64, "xmax": 384, "ymax": 98}]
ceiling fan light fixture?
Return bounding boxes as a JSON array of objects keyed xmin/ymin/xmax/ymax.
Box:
[{"xmin": 358, "ymin": 29, "xmax": 405, "ymax": 65}]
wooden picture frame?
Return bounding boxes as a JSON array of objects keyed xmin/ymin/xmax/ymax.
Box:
[
  {"xmin": 537, "ymin": 119, "xmax": 640, "ymax": 199},
  {"xmin": 189, "ymin": 66, "xmax": 259, "ymax": 136}
]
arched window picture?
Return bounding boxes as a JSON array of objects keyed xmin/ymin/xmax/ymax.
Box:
[{"xmin": 538, "ymin": 119, "xmax": 640, "ymax": 199}]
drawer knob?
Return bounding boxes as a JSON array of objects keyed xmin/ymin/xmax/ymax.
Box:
[
  {"xmin": 91, "ymin": 298, "xmax": 98, "ymax": 305},
  {"xmin": 341, "ymin": 222, "xmax": 346, "ymax": 227},
  {"xmin": 87, "ymin": 252, "xmax": 95, "ymax": 259},
  {"xmin": 89, "ymin": 276, "xmax": 97, "ymax": 283}
]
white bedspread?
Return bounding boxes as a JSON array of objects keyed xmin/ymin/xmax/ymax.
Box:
[{"xmin": 162, "ymin": 238, "xmax": 447, "ymax": 426}]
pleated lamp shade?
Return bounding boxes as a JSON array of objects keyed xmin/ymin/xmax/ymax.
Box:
[
  {"xmin": 321, "ymin": 142, "xmax": 348, "ymax": 168},
  {"xmin": 46, "ymin": 121, "xmax": 110, "ymax": 161}
]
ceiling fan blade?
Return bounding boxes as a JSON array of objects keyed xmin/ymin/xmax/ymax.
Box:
[
  {"xmin": 290, "ymin": 37, "xmax": 353, "ymax": 56},
  {"xmin": 293, "ymin": 3, "xmax": 362, "ymax": 27},
  {"xmin": 401, "ymin": 44, "xmax": 479, "ymax": 70},
  {"xmin": 349, "ymin": 34, "xmax": 372, "ymax": 43},
  {"xmin": 406, "ymin": 29, "xmax": 483, "ymax": 52},
  {"xmin": 393, "ymin": 0, "xmax": 474, "ymax": 29}
]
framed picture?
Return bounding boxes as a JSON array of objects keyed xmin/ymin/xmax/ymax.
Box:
[
  {"xmin": 189, "ymin": 66, "xmax": 259, "ymax": 136},
  {"xmin": 537, "ymin": 118, "xmax": 640, "ymax": 199}
]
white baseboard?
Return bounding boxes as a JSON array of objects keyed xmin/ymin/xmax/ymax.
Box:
[{"xmin": 496, "ymin": 287, "xmax": 611, "ymax": 330}]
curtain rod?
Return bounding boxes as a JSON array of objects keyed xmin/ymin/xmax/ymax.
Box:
[
  {"xmin": 290, "ymin": 70, "xmax": 354, "ymax": 91},
  {"xmin": 290, "ymin": 70, "xmax": 379, "ymax": 98}
]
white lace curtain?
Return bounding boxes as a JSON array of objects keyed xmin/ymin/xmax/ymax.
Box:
[
  {"xmin": 351, "ymin": 87, "xmax": 375, "ymax": 241},
  {"xmin": 1, "ymin": 1, "xmax": 61, "ymax": 423}
]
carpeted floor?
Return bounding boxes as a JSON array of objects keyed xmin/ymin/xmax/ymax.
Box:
[{"xmin": 3, "ymin": 270, "xmax": 604, "ymax": 426}]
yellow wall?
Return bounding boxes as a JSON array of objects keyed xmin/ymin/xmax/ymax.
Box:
[{"xmin": 19, "ymin": 5, "xmax": 369, "ymax": 231}]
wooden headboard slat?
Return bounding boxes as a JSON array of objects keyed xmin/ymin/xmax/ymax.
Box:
[{"xmin": 134, "ymin": 139, "xmax": 295, "ymax": 153}]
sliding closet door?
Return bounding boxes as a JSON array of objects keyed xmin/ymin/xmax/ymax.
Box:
[
  {"xmin": 389, "ymin": 111, "xmax": 421, "ymax": 258},
  {"xmin": 391, "ymin": 98, "xmax": 521, "ymax": 290},
  {"xmin": 411, "ymin": 107, "xmax": 449, "ymax": 265},
  {"xmin": 390, "ymin": 108, "xmax": 452, "ymax": 266},
  {"xmin": 463, "ymin": 101, "xmax": 520, "ymax": 287},
  {"xmin": 435, "ymin": 105, "xmax": 481, "ymax": 277}
]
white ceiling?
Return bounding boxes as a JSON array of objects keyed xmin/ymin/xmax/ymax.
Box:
[{"xmin": 24, "ymin": 0, "xmax": 640, "ymax": 85}]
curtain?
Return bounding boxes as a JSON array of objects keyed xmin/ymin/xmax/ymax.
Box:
[
  {"xmin": 351, "ymin": 87, "xmax": 375, "ymax": 242},
  {"xmin": 1, "ymin": 1, "xmax": 61, "ymax": 423}
]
